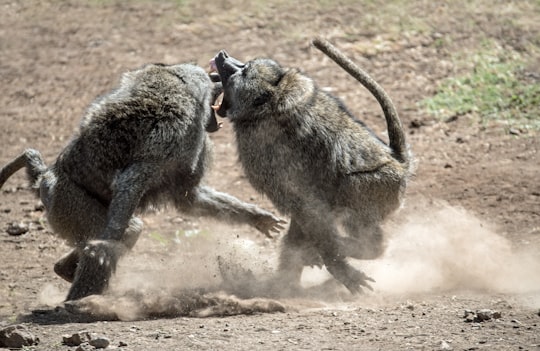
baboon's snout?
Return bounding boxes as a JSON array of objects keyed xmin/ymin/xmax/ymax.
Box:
[
  {"xmin": 211, "ymin": 50, "xmax": 245, "ymax": 84},
  {"xmin": 210, "ymin": 50, "xmax": 245, "ymax": 118}
]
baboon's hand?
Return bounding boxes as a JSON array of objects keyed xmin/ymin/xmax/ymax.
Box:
[{"xmin": 253, "ymin": 213, "xmax": 287, "ymax": 238}]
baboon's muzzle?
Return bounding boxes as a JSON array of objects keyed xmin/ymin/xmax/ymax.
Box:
[{"xmin": 211, "ymin": 50, "xmax": 245, "ymax": 117}]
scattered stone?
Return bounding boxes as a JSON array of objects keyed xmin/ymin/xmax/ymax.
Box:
[
  {"xmin": 440, "ymin": 340, "xmax": 453, "ymax": 350},
  {"xmin": 118, "ymin": 341, "xmax": 128, "ymax": 347},
  {"xmin": 463, "ymin": 309, "xmax": 501, "ymax": 323},
  {"xmin": 63, "ymin": 332, "xmax": 111, "ymax": 348},
  {"xmin": 89, "ymin": 336, "xmax": 110, "ymax": 349},
  {"xmin": 509, "ymin": 128, "xmax": 520, "ymax": 135},
  {"xmin": 0, "ymin": 324, "xmax": 39, "ymax": 348},
  {"xmin": 6, "ymin": 222, "xmax": 29, "ymax": 236},
  {"xmin": 63, "ymin": 331, "xmax": 92, "ymax": 346},
  {"xmin": 476, "ymin": 309, "xmax": 501, "ymax": 321}
]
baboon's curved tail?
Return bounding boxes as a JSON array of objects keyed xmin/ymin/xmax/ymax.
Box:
[
  {"xmin": 0, "ymin": 149, "xmax": 47, "ymax": 190},
  {"xmin": 312, "ymin": 37, "xmax": 410, "ymax": 165}
]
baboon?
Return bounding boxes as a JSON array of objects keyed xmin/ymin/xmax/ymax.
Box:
[
  {"xmin": 211, "ymin": 38, "xmax": 413, "ymax": 294},
  {"xmin": 0, "ymin": 62, "xmax": 284, "ymax": 301}
]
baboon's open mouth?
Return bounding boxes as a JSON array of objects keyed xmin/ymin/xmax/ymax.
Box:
[
  {"xmin": 209, "ymin": 50, "xmax": 245, "ymax": 117},
  {"xmin": 206, "ymin": 71, "xmax": 223, "ymax": 133}
]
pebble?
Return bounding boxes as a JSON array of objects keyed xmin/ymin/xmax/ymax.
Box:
[
  {"xmin": 6, "ymin": 222, "xmax": 29, "ymax": 235},
  {"xmin": 463, "ymin": 309, "xmax": 501, "ymax": 323},
  {"xmin": 63, "ymin": 332, "xmax": 111, "ymax": 348},
  {"xmin": 63, "ymin": 331, "xmax": 92, "ymax": 346},
  {"xmin": 89, "ymin": 336, "xmax": 111, "ymax": 349},
  {"xmin": 440, "ymin": 340, "xmax": 452, "ymax": 350},
  {"xmin": 0, "ymin": 324, "xmax": 39, "ymax": 348}
]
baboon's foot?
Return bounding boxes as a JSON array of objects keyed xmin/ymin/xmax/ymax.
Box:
[
  {"xmin": 54, "ymin": 250, "xmax": 80, "ymax": 283},
  {"xmin": 65, "ymin": 240, "xmax": 126, "ymax": 301},
  {"xmin": 325, "ymin": 260, "xmax": 375, "ymax": 294}
]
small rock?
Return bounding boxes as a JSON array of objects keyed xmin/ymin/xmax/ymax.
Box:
[
  {"xmin": 440, "ymin": 340, "xmax": 453, "ymax": 350},
  {"xmin": 63, "ymin": 331, "xmax": 92, "ymax": 346},
  {"xmin": 476, "ymin": 309, "xmax": 501, "ymax": 322},
  {"xmin": 89, "ymin": 336, "xmax": 110, "ymax": 349},
  {"xmin": 6, "ymin": 222, "xmax": 29, "ymax": 236},
  {"xmin": 464, "ymin": 309, "xmax": 501, "ymax": 323},
  {"xmin": 509, "ymin": 128, "xmax": 520, "ymax": 135},
  {"xmin": 118, "ymin": 340, "xmax": 128, "ymax": 347},
  {"xmin": 0, "ymin": 324, "xmax": 39, "ymax": 348}
]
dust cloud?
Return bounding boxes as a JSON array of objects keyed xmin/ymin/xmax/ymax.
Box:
[
  {"xmin": 39, "ymin": 199, "xmax": 539, "ymax": 320},
  {"xmin": 361, "ymin": 199, "xmax": 540, "ymax": 295}
]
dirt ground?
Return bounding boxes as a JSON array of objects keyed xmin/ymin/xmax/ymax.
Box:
[{"xmin": 1, "ymin": 0, "xmax": 539, "ymax": 350}]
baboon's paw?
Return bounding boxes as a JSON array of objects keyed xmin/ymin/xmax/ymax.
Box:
[{"xmin": 254, "ymin": 213, "xmax": 287, "ymax": 238}]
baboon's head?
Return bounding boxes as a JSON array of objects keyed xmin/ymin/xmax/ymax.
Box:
[
  {"xmin": 122, "ymin": 63, "xmax": 222, "ymax": 132},
  {"xmin": 211, "ymin": 50, "xmax": 315, "ymax": 122}
]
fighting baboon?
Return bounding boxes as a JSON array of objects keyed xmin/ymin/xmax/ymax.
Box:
[
  {"xmin": 0, "ymin": 62, "xmax": 284, "ymax": 301},
  {"xmin": 211, "ymin": 38, "xmax": 413, "ymax": 294}
]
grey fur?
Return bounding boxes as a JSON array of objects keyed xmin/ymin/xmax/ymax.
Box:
[
  {"xmin": 0, "ymin": 63, "xmax": 284, "ymax": 301},
  {"xmin": 212, "ymin": 38, "xmax": 413, "ymax": 294}
]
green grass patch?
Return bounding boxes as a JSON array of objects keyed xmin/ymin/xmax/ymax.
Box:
[{"xmin": 421, "ymin": 46, "xmax": 540, "ymax": 131}]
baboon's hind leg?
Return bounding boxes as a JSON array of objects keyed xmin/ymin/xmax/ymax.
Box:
[
  {"xmin": 54, "ymin": 217, "xmax": 143, "ymax": 283},
  {"xmin": 42, "ymin": 173, "xmax": 142, "ymax": 299}
]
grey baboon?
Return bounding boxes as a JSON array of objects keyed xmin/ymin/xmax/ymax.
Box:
[
  {"xmin": 0, "ymin": 62, "xmax": 284, "ymax": 301},
  {"xmin": 211, "ymin": 38, "xmax": 413, "ymax": 294}
]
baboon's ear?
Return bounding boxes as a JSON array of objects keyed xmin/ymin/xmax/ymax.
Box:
[{"xmin": 275, "ymin": 69, "xmax": 315, "ymax": 113}]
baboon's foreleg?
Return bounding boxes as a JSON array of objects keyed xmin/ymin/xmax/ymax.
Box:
[
  {"xmin": 176, "ymin": 185, "xmax": 286, "ymax": 237},
  {"xmin": 278, "ymin": 218, "xmax": 322, "ymax": 276}
]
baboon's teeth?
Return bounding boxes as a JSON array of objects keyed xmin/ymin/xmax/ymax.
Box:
[{"xmin": 212, "ymin": 92, "xmax": 224, "ymax": 111}]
